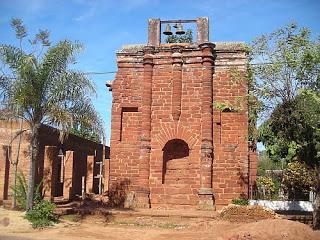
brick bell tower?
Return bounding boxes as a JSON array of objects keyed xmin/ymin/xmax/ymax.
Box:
[{"xmin": 107, "ymin": 17, "xmax": 257, "ymax": 209}]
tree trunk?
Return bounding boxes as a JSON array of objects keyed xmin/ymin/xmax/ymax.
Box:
[
  {"xmin": 314, "ymin": 191, "xmax": 320, "ymax": 229},
  {"xmin": 313, "ymin": 167, "xmax": 320, "ymax": 230},
  {"xmin": 13, "ymin": 118, "xmax": 23, "ymax": 209},
  {"xmin": 12, "ymin": 163, "xmax": 18, "ymax": 208},
  {"xmin": 26, "ymin": 123, "xmax": 40, "ymax": 211}
]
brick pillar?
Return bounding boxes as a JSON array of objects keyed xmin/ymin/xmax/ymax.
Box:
[
  {"xmin": 148, "ymin": 19, "xmax": 160, "ymax": 46},
  {"xmin": 198, "ymin": 43, "xmax": 215, "ymax": 209},
  {"xmin": 86, "ymin": 155, "xmax": 95, "ymax": 194},
  {"xmin": 104, "ymin": 159, "xmax": 110, "ymax": 192},
  {"xmin": 171, "ymin": 46, "xmax": 183, "ymax": 121},
  {"xmin": 43, "ymin": 146, "xmax": 58, "ymax": 201},
  {"xmin": 63, "ymin": 150, "xmax": 74, "ymax": 200},
  {"xmin": 137, "ymin": 46, "xmax": 154, "ymax": 207}
]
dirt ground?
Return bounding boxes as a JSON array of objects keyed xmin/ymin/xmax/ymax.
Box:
[{"xmin": 0, "ymin": 207, "xmax": 320, "ymax": 240}]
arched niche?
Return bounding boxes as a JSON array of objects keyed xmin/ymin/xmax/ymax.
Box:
[{"xmin": 162, "ymin": 139, "xmax": 190, "ymax": 184}]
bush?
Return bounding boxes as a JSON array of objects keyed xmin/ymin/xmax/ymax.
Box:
[
  {"xmin": 282, "ymin": 161, "xmax": 316, "ymax": 200},
  {"xmin": 231, "ymin": 198, "xmax": 249, "ymax": 205},
  {"xmin": 25, "ymin": 200, "xmax": 58, "ymax": 228},
  {"xmin": 257, "ymin": 176, "xmax": 276, "ymax": 194},
  {"xmin": 10, "ymin": 173, "xmax": 57, "ymax": 228}
]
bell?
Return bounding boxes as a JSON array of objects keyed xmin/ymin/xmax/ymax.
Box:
[
  {"xmin": 175, "ymin": 23, "xmax": 185, "ymax": 35},
  {"xmin": 163, "ymin": 24, "xmax": 173, "ymax": 35},
  {"xmin": 173, "ymin": 23, "xmax": 179, "ymax": 28}
]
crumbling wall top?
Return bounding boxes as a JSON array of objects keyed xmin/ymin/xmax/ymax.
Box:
[{"xmin": 117, "ymin": 42, "xmax": 248, "ymax": 54}]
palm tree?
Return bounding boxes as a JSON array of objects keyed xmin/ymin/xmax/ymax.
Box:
[{"xmin": 0, "ymin": 19, "xmax": 103, "ymax": 210}]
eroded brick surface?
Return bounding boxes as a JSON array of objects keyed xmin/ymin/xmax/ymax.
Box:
[{"xmin": 109, "ymin": 42, "xmax": 257, "ymax": 209}]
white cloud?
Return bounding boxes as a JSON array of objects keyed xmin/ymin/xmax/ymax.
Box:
[{"xmin": 74, "ymin": 3, "xmax": 98, "ymax": 21}]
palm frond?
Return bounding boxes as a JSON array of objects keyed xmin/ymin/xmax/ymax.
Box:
[{"xmin": 0, "ymin": 45, "xmax": 25, "ymax": 71}]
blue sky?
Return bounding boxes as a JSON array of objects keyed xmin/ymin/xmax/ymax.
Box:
[{"xmin": 1, "ymin": 0, "xmax": 319, "ymax": 145}]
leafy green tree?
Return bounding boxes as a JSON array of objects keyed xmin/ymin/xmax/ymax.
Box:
[
  {"xmin": 257, "ymin": 150, "xmax": 282, "ymax": 176},
  {"xmin": 283, "ymin": 161, "xmax": 316, "ymax": 200},
  {"xmin": 71, "ymin": 122, "xmax": 101, "ymax": 143},
  {"xmin": 249, "ymin": 23, "xmax": 320, "ymax": 229},
  {"xmin": 0, "ymin": 19, "xmax": 103, "ymax": 210},
  {"xmin": 249, "ymin": 23, "xmax": 319, "ymax": 111}
]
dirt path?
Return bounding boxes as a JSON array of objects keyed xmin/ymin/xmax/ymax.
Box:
[{"xmin": 1, "ymin": 207, "xmax": 319, "ymax": 240}]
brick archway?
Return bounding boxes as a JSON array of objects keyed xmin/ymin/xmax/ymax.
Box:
[
  {"xmin": 162, "ymin": 139, "xmax": 189, "ymax": 184},
  {"xmin": 154, "ymin": 123, "xmax": 199, "ymax": 150},
  {"xmin": 155, "ymin": 138, "xmax": 197, "ymax": 207}
]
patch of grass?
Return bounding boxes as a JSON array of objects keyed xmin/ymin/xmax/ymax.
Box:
[
  {"xmin": 157, "ymin": 223, "xmax": 185, "ymax": 229},
  {"xmin": 231, "ymin": 198, "xmax": 249, "ymax": 205},
  {"xmin": 110, "ymin": 219, "xmax": 185, "ymax": 229},
  {"xmin": 60, "ymin": 214, "xmax": 82, "ymax": 222}
]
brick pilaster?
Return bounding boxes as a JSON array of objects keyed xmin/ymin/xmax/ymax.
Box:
[
  {"xmin": 137, "ymin": 46, "xmax": 154, "ymax": 207},
  {"xmin": 199, "ymin": 43, "xmax": 215, "ymax": 208},
  {"xmin": 171, "ymin": 46, "xmax": 183, "ymax": 121}
]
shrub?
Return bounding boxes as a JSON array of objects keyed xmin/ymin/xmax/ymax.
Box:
[
  {"xmin": 231, "ymin": 198, "xmax": 249, "ymax": 205},
  {"xmin": 256, "ymin": 176, "xmax": 281, "ymax": 200},
  {"xmin": 282, "ymin": 161, "xmax": 316, "ymax": 200},
  {"xmin": 257, "ymin": 176, "xmax": 276, "ymax": 194},
  {"xmin": 25, "ymin": 200, "xmax": 58, "ymax": 228}
]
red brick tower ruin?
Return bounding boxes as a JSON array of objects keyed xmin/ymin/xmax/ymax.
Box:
[{"xmin": 107, "ymin": 17, "xmax": 257, "ymax": 209}]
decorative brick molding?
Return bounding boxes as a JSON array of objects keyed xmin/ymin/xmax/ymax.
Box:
[
  {"xmin": 108, "ymin": 18, "xmax": 257, "ymax": 209},
  {"xmin": 153, "ymin": 123, "xmax": 199, "ymax": 150}
]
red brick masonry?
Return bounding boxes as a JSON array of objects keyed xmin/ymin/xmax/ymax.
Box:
[{"xmin": 108, "ymin": 41, "xmax": 257, "ymax": 209}]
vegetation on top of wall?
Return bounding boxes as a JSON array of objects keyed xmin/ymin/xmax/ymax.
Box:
[
  {"xmin": 165, "ymin": 29, "xmax": 193, "ymax": 43},
  {"xmin": 216, "ymin": 66, "xmax": 262, "ymax": 143},
  {"xmin": 213, "ymin": 100, "xmax": 243, "ymax": 113}
]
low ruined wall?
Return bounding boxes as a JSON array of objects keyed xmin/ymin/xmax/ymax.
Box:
[{"xmin": 0, "ymin": 120, "xmax": 110, "ymax": 203}]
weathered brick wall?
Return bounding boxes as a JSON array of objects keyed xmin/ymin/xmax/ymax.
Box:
[
  {"xmin": 0, "ymin": 120, "xmax": 109, "ymax": 204},
  {"xmin": 0, "ymin": 120, "xmax": 30, "ymax": 202},
  {"xmin": 109, "ymin": 52, "xmax": 144, "ymax": 196},
  {"xmin": 212, "ymin": 45, "xmax": 251, "ymax": 206},
  {"xmin": 110, "ymin": 43, "xmax": 256, "ymax": 207},
  {"xmin": 109, "ymin": 42, "xmax": 257, "ymax": 208}
]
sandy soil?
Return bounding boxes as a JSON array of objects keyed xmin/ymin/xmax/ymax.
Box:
[{"xmin": 0, "ymin": 207, "xmax": 319, "ymax": 240}]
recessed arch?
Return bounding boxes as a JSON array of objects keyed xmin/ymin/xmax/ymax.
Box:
[{"xmin": 162, "ymin": 139, "xmax": 189, "ymax": 184}]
